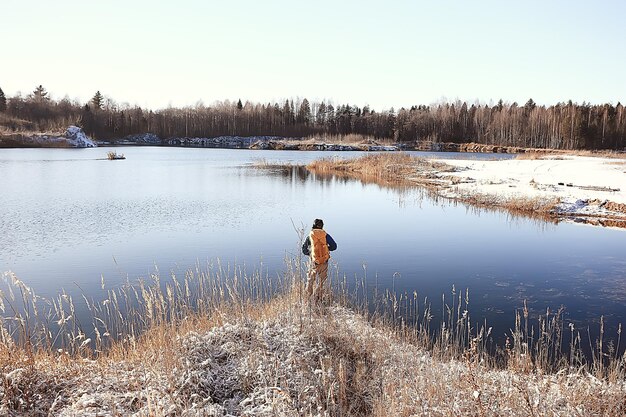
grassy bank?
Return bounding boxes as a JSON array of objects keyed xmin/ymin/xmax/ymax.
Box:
[
  {"xmin": 306, "ymin": 153, "xmax": 453, "ymax": 190},
  {"xmin": 1, "ymin": 261, "xmax": 625, "ymax": 416}
]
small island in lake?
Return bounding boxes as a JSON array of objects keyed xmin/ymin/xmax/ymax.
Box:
[{"xmin": 106, "ymin": 151, "xmax": 125, "ymax": 160}]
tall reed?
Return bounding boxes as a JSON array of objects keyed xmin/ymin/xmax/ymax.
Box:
[{"xmin": 1, "ymin": 255, "xmax": 624, "ymax": 377}]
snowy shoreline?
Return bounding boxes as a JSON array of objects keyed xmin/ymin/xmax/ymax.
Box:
[{"xmin": 433, "ymin": 154, "xmax": 626, "ymax": 226}]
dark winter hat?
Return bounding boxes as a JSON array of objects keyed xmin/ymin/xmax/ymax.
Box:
[{"xmin": 313, "ymin": 218, "xmax": 324, "ymax": 229}]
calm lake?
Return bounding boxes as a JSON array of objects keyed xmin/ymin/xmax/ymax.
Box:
[{"xmin": 1, "ymin": 147, "xmax": 626, "ymax": 346}]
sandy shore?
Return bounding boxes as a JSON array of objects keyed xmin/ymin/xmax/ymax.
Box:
[{"xmin": 433, "ymin": 155, "xmax": 626, "ymax": 226}]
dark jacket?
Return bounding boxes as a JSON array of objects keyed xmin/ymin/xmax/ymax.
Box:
[{"xmin": 302, "ymin": 230, "xmax": 337, "ymax": 257}]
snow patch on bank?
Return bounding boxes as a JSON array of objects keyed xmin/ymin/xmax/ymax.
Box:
[
  {"xmin": 64, "ymin": 126, "xmax": 97, "ymax": 147},
  {"xmin": 434, "ymin": 155, "xmax": 626, "ymax": 223}
]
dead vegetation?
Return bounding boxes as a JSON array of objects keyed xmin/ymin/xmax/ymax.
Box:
[
  {"xmin": 515, "ymin": 149, "xmax": 626, "ymax": 160},
  {"xmin": 514, "ymin": 151, "xmax": 554, "ymax": 160},
  {"xmin": 0, "ymin": 113, "xmax": 37, "ymax": 134},
  {"xmin": 252, "ymin": 159, "xmax": 297, "ymax": 170},
  {"xmin": 1, "ymin": 258, "xmax": 626, "ymax": 416},
  {"xmin": 302, "ymin": 133, "xmax": 394, "ymax": 146},
  {"xmin": 459, "ymin": 193, "xmax": 561, "ymax": 218},
  {"xmin": 306, "ymin": 153, "xmax": 452, "ymax": 189}
]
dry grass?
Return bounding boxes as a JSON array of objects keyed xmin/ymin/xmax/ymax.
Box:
[
  {"xmin": 516, "ymin": 150, "xmax": 626, "ymax": 160},
  {"xmin": 1, "ymin": 254, "xmax": 625, "ymax": 416},
  {"xmin": 0, "ymin": 114, "xmax": 35, "ymax": 134},
  {"xmin": 306, "ymin": 153, "xmax": 451, "ymax": 188},
  {"xmin": 514, "ymin": 152, "xmax": 553, "ymax": 160},
  {"xmin": 568, "ymin": 149, "xmax": 626, "ymax": 159},
  {"xmin": 460, "ymin": 193, "xmax": 561, "ymax": 217},
  {"xmin": 252, "ymin": 159, "xmax": 297, "ymax": 170},
  {"xmin": 605, "ymin": 160, "xmax": 626, "ymax": 166},
  {"xmin": 308, "ymin": 153, "xmax": 415, "ymax": 177},
  {"xmin": 0, "ymin": 114, "xmax": 65, "ymax": 137},
  {"xmin": 302, "ymin": 133, "xmax": 392, "ymax": 145}
]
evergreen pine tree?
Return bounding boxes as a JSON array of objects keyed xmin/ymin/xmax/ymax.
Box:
[
  {"xmin": 0, "ymin": 86, "xmax": 6, "ymax": 112},
  {"xmin": 524, "ymin": 98, "xmax": 536, "ymax": 114},
  {"xmin": 33, "ymin": 85, "xmax": 49, "ymax": 102},
  {"xmin": 91, "ymin": 91, "xmax": 104, "ymax": 110},
  {"xmin": 282, "ymin": 100, "xmax": 293, "ymax": 124},
  {"xmin": 317, "ymin": 102, "xmax": 327, "ymax": 125},
  {"xmin": 80, "ymin": 104, "xmax": 95, "ymax": 134},
  {"xmin": 237, "ymin": 99, "xmax": 243, "ymax": 110},
  {"xmin": 297, "ymin": 98, "xmax": 311, "ymax": 125}
]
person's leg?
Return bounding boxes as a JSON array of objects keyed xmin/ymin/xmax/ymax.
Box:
[{"xmin": 315, "ymin": 262, "xmax": 329, "ymax": 301}]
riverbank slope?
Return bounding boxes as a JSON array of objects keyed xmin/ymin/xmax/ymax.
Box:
[
  {"xmin": 2, "ymin": 294, "xmax": 624, "ymax": 416},
  {"xmin": 0, "ymin": 126, "xmax": 97, "ymax": 148}
]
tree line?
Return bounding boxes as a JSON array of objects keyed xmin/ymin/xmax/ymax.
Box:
[{"xmin": 0, "ymin": 85, "xmax": 624, "ymax": 150}]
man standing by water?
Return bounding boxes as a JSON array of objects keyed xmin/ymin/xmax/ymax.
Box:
[{"xmin": 302, "ymin": 218, "xmax": 337, "ymax": 302}]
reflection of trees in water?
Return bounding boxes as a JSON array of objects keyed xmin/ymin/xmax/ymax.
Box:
[
  {"xmin": 453, "ymin": 199, "xmax": 559, "ymax": 229},
  {"xmin": 272, "ymin": 164, "xmax": 417, "ymax": 191},
  {"xmin": 258, "ymin": 165, "xmax": 309, "ymax": 182},
  {"xmin": 269, "ymin": 165, "xmax": 425, "ymax": 208}
]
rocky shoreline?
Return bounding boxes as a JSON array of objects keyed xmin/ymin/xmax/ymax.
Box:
[
  {"xmin": 3, "ymin": 129, "xmax": 623, "ymax": 156},
  {"xmin": 415, "ymin": 141, "xmax": 533, "ymax": 153},
  {"xmin": 114, "ymin": 134, "xmax": 401, "ymax": 151},
  {"xmin": 0, "ymin": 129, "xmax": 542, "ymax": 153},
  {"xmin": 111, "ymin": 135, "xmax": 535, "ymax": 153},
  {"xmin": 101, "ymin": 135, "xmax": 575, "ymax": 154}
]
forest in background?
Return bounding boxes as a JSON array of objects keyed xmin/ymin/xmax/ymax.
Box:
[{"xmin": 0, "ymin": 85, "xmax": 625, "ymax": 150}]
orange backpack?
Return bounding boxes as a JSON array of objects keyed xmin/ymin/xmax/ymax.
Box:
[{"xmin": 310, "ymin": 229, "xmax": 330, "ymax": 264}]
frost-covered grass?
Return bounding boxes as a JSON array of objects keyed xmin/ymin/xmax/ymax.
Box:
[{"xmin": 1, "ymin": 262, "xmax": 625, "ymax": 416}]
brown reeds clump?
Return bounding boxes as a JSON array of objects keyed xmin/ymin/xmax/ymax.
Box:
[
  {"xmin": 514, "ymin": 151, "xmax": 551, "ymax": 160},
  {"xmin": 306, "ymin": 152, "xmax": 451, "ymax": 189},
  {"xmin": 459, "ymin": 193, "xmax": 561, "ymax": 217},
  {"xmin": 515, "ymin": 149, "xmax": 626, "ymax": 160}
]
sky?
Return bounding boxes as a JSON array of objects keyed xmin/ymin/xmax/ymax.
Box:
[{"xmin": 1, "ymin": 0, "xmax": 625, "ymax": 111}]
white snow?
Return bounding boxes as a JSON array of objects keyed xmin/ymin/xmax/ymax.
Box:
[
  {"xmin": 434, "ymin": 155, "xmax": 626, "ymax": 222},
  {"xmin": 64, "ymin": 125, "xmax": 97, "ymax": 148}
]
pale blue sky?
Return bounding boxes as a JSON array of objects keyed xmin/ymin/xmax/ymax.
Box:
[{"xmin": 1, "ymin": 0, "xmax": 624, "ymax": 110}]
